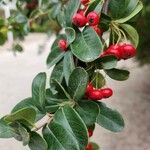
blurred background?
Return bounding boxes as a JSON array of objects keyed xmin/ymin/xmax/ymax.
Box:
[{"xmin": 0, "ymin": 0, "xmax": 150, "ymax": 150}]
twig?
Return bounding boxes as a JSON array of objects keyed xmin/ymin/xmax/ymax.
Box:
[{"xmin": 32, "ymin": 113, "xmax": 53, "ymax": 132}]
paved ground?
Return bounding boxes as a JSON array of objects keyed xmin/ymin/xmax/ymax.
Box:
[{"xmin": 0, "ymin": 34, "xmax": 150, "ymax": 150}]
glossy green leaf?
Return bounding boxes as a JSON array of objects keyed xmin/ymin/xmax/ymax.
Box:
[
  {"xmin": 63, "ymin": 51, "xmax": 75, "ymax": 85},
  {"xmin": 115, "ymin": 1, "xmax": 143, "ymax": 23},
  {"xmin": 91, "ymin": 142, "xmax": 100, "ymax": 150},
  {"xmin": 47, "ymin": 47, "xmax": 65, "ymax": 68},
  {"xmin": 65, "ymin": 0, "xmax": 80, "ymax": 26},
  {"xmin": 120, "ymin": 24, "xmax": 139, "ymax": 47},
  {"xmin": 5, "ymin": 107, "xmax": 36, "ymax": 127},
  {"xmin": 29, "ymin": 132, "xmax": 48, "ymax": 150},
  {"xmin": 43, "ymin": 105, "xmax": 88, "ymax": 150},
  {"xmin": 0, "ymin": 118, "xmax": 16, "ymax": 138},
  {"xmin": 65, "ymin": 27, "xmax": 76, "ymax": 44},
  {"xmin": 50, "ymin": 60, "xmax": 64, "ymax": 89},
  {"xmin": 68, "ymin": 67, "xmax": 89, "ymax": 100},
  {"xmin": 71, "ymin": 27, "xmax": 103, "ymax": 62},
  {"xmin": 99, "ymin": 55, "xmax": 118, "ymax": 70},
  {"xmin": 75, "ymin": 101, "xmax": 99, "ymax": 127},
  {"xmin": 32, "ymin": 73, "xmax": 46, "ymax": 110},
  {"xmin": 105, "ymin": 69, "xmax": 130, "ymax": 81},
  {"xmin": 96, "ymin": 102, "xmax": 125, "ymax": 132}
]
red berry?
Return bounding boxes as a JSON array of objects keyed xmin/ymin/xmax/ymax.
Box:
[
  {"xmin": 92, "ymin": 26, "xmax": 102, "ymax": 36},
  {"xmin": 72, "ymin": 13, "xmax": 87, "ymax": 27},
  {"xmin": 77, "ymin": 9, "xmax": 85, "ymax": 15},
  {"xmin": 86, "ymin": 143, "xmax": 92, "ymax": 150},
  {"xmin": 88, "ymin": 129, "xmax": 93, "ymax": 137},
  {"xmin": 101, "ymin": 88, "xmax": 113, "ymax": 98},
  {"xmin": 26, "ymin": 0, "xmax": 38, "ymax": 10},
  {"xmin": 58, "ymin": 39, "xmax": 68, "ymax": 51},
  {"xmin": 81, "ymin": 0, "xmax": 90, "ymax": 5},
  {"xmin": 87, "ymin": 12, "xmax": 100, "ymax": 26},
  {"xmin": 120, "ymin": 44, "xmax": 136, "ymax": 59},
  {"xmin": 86, "ymin": 83, "xmax": 94, "ymax": 94},
  {"xmin": 88, "ymin": 90, "xmax": 103, "ymax": 100}
]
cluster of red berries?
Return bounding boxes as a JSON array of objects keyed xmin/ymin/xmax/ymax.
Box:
[
  {"xmin": 72, "ymin": 0, "xmax": 102, "ymax": 36},
  {"xmin": 26, "ymin": 0, "xmax": 38, "ymax": 10},
  {"xmin": 101, "ymin": 43, "xmax": 136, "ymax": 60},
  {"xmin": 86, "ymin": 83, "xmax": 113, "ymax": 101}
]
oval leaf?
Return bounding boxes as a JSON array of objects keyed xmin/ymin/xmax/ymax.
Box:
[
  {"xmin": 75, "ymin": 101, "xmax": 99, "ymax": 127},
  {"xmin": 71, "ymin": 27, "xmax": 103, "ymax": 62},
  {"xmin": 105, "ymin": 69, "xmax": 130, "ymax": 81},
  {"xmin": 32, "ymin": 73, "xmax": 46, "ymax": 111},
  {"xmin": 96, "ymin": 102, "xmax": 125, "ymax": 132},
  {"xmin": 68, "ymin": 67, "xmax": 89, "ymax": 100},
  {"xmin": 65, "ymin": 27, "xmax": 76, "ymax": 44},
  {"xmin": 43, "ymin": 105, "xmax": 88, "ymax": 150}
]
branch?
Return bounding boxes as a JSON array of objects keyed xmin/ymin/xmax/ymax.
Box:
[
  {"xmin": 32, "ymin": 113, "xmax": 53, "ymax": 132},
  {"xmin": 102, "ymin": 0, "xmax": 110, "ymax": 14}
]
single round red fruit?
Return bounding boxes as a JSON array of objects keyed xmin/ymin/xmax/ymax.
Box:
[
  {"xmin": 101, "ymin": 88, "xmax": 113, "ymax": 98},
  {"xmin": 81, "ymin": 0, "xmax": 90, "ymax": 5},
  {"xmin": 87, "ymin": 12, "xmax": 100, "ymax": 26},
  {"xmin": 72, "ymin": 13, "xmax": 87, "ymax": 27},
  {"xmin": 88, "ymin": 129, "xmax": 93, "ymax": 137},
  {"xmin": 86, "ymin": 143, "xmax": 92, "ymax": 150},
  {"xmin": 120, "ymin": 44, "xmax": 136, "ymax": 59},
  {"xmin": 58, "ymin": 39, "xmax": 67, "ymax": 51},
  {"xmin": 77, "ymin": 9, "xmax": 85, "ymax": 15},
  {"xmin": 92, "ymin": 26, "xmax": 102, "ymax": 36},
  {"xmin": 88, "ymin": 90, "xmax": 103, "ymax": 100},
  {"xmin": 86, "ymin": 83, "xmax": 94, "ymax": 94},
  {"xmin": 26, "ymin": 0, "xmax": 38, "ymax": 10}
]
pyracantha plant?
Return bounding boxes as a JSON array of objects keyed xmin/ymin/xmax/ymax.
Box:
[{"xmin": 0, "ymin": 0, "xmax": 143, "ymax": 150}]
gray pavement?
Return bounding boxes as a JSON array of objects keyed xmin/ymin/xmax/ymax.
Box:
[{"xmin": 0, "ymin": 34, "xmax": 150, "ymax": 150}]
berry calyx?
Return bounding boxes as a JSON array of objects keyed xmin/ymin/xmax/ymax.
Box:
[
  {"xmin": 87, "ymin": 12, "xmax": 100, "ymax": 26},
  {"xmin": 86, "ymin": 143, "xmax": 92, "ymax": 150},
  {"xmin": 72, "ymin": 13, "xmax": 87, "ymax": 27},
  {"xmin": 58, "ymin": 39, "xmax": 68, "ymax": 51},
  {"xmin": 88, "ymin": 90, "xmax": 103, "ymax": 100},
  {"xmin": 120, "ymin": 44, "xmax": 136, "ymax": 59},
  {"xmin": 88, "ymin": 129, "xmax": 93, "ymax": 137},
  {"xmin": 92, "ymin": 26, "xmax": 102, "ymax": 36},
  {"xmin": 101, "ymin": 88, "xmax": 113, "ymax": 98},
  {"xmin": 81, "ymin": 0, "xmax": 90, "ymax": 6}
]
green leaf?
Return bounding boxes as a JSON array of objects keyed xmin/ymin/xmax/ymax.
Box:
[
  {"xmin": 43, "ymin": 105, "xmax": 88, "ymax": 150},
  {"xmin": 63, "ymin": 51, "xmax": 75, "ymax": 85},
  {"xmin": 32, "ymin": 73, "xmax": 46, "ymax": 110},
  {"xmin": 14, "ymin": 13, "xmax": 27, "ymax": 24},
  {"xmin": 47, "ymin": 47, "xmax": 65, "ymax": 68},
  {"xmin": 120, "ymin": 24, "xmax": 139, "ymax": 47},
  {"xmin": 0, "ymin": 118, "xmax": 16, "ymax": 138},
  {"xmin": 99, "ymin": 56, "xmax": 118, "ymax": 70},
  {"xmin": 75, "ymin": 101, "xmax": 99, "ymax": 127},
  {"xmin": 50, "ymin": 60, "xmax": 64, "ymax": 89},
  {"xmin": 91, "ymin": 72, "xmax": 106, "ymax": 89},
  {"xmin": 71, "ymin": 27, "xmax": 103, "ymax": 62},
  {"xmin": 68, "ymin": 67, "xmax": 89, "ymax": 100},
  {"xmin": 65, "ymin": 0, "xmax": 80, "ymax": 26},
  {"xmin": 29, "ymin": 132, "xmax": 48, "ymax": 150},
  {"xmin": 11, "ymin": 98, "xmax": 44, "ymax": 121},
  {"xmin": 5, "ymin": 107, "xmax": 36, "ymax": 127},
  {"xmin": 108, "ymin": 0, "xmax": 140, "ymax": 20},
  {"xmin": 96, "ymin": 102, "xmax": 125, "ymax": 132},
  {"xmin": 65, "ymin": 27, "xmax": 76, "ymax": 44},
  {"xmin": 0, "ymin": 32, "xmax": 7, "ymax": 45},
  {"xmin": 115, "ymin": 1, "xmax": 143, "ymax": 23},
  {"xmin": 105, "ymin": 69, "xmax": 130, "ymax": 81}
]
